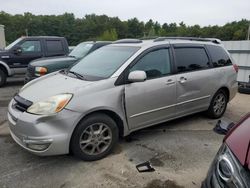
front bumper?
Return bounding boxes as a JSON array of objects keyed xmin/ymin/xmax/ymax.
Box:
[
  {"xmin": 8, "ymin": 99, "xmax": 82, "ymax": 156},
  {"xmin": 24, "ymin": 74, "xmax": 38, "ymax": 84}
]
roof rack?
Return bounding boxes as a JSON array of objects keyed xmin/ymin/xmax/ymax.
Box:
[
  {"xmin": 113, "ymin": 39, "xmax": 142, "ymax": 44},
  {"xmin": 154, "ymin": 37, "xmax": 221, "ymax": 44},
  {"xmin": 139, "ymin": 36, "xmax": 159, "ymax": 40}
]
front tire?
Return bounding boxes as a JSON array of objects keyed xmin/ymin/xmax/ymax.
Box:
[
  {"xmin": 70, "ymin": 113, "xmax": 118, "ymax": 161},
  {"xmin": 206, "ymin": 89, "xmax": 228, "ymax": 119},
  {"xmin": 0, "ymin": 69, "xmax": 7, "ymax": 87}
]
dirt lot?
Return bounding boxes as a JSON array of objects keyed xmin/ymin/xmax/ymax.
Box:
[{"xmin": 0, "ymin": 77, "xmax": 249, "ymax": 188}]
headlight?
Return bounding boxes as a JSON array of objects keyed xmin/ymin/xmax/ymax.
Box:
[
  {"xmin": 212, "ymin": 144, "xmax": 249, "ymax": 188},
  {"xmin": 27, "ymin": 94, "xmax": 72, "ymax": 115},
  {"xmin": 35, "ymin": 67, "xmax": 48, "ymax": 77}
]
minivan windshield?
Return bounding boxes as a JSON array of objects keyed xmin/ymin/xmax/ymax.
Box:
[
  {"xmin": 69, "ymin": 46, "xmax": 139, "ymax": 80},
  {"xmin": 5, "ymin": 38, "xmax": 22, "ymax": 50},
  {"xmin": 69, "ymin": 42, "xmax": 93, "ymax": 59}
]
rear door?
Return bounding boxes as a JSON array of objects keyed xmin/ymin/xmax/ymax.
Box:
[
  {"xmin": 173, "ymin": 44, "xmax": 216, "ymax": 116},
  {"xmin": 44, "ymin": 39, "xmax": 66, "ymax": 57},
  {"xmin": 125, "ymin": 46, "xmax": 177, "ymax": 130}
]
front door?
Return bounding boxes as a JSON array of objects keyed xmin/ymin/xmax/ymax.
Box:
[
  {"xmin": 9, "ymin": 39, "xmax": 43, "ymax": 69},
  {"xmin": 125, "ymin": 47, "xmax": 176, "ymax": 130}
]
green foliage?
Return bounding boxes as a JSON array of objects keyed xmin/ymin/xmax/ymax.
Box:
[
  {"xmin": 0, "ymin": 11, "xmax": 249, "ymax": 45},
  {"xmin": 98, "ymin": 29, "xmax": 118, "ymax": 41}
]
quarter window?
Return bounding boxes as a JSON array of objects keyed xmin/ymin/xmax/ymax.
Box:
[
  {"xmin": 206, "ymin": 45, "xmax": 232, "ymax": 67},
  {"xmin": 20, "ymin": 40, "xmax": 41, "ymax": 52},
  {"xmin": 130, "ymin": 48, "xmax": 171, "ymax": 79},
  {"xmin": 174, "ymin": 47, "xmax": 210, "ymax": 73}
]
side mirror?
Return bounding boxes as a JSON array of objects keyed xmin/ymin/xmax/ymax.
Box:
[
  {"xmin": 13, "ymin": 46, "xmax": 22, "ymax": 54},
  {"xmin": 128, "ymin": 71, "xmax": 147, "ymax": 83}
]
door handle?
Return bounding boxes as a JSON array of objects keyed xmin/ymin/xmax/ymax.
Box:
[
  {"xmin": 178, "ymin": 77, "xmax": 187, "ymax": 84},
  {"xmin": 166, "ymin": 79, "xmax": 175, "ymax": 85}
]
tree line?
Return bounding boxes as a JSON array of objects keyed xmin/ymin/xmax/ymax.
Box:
[{"xmin": 0, "ymin": 11, "xmax": 249, "ymax": 45}]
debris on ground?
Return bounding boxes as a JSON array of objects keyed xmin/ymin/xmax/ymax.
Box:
[
  {"xmin": 213, "ymin": 119, "xmax": 235, "ymax": 135},
  {"xmin": 136, "ymin": 161, "xmax": 155, "ymax": 173}
]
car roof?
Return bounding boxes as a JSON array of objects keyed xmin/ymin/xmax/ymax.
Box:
[
  {"xmin": 21, "ymin": 36, "xmax": 65, "ymax": 39},
  {"xmin": 78, "ymin": 41, "xmax": 112, "ymax": 45},
  {"xmin": 109, "ymin": 37, "xmax": 222, "ymax": 49}
]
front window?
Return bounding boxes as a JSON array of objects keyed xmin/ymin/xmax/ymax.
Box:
[
  {"xmin": 5, "ymin": 38, "xmax": 23, "ymax": 50},
  {"xmin": 20, "ymin": 40, "xmax": 41, "ymax": 52},
  {"xmin": 130, "ymin": 48, "xmax": 171, "ymax": 79},
  {"xmin": 69, "ymin": 46, "xmax": 139, "ymax": 80},
  {"xmin": 69, "ymin": 43, "xmax": 93, "ymax": 59}
]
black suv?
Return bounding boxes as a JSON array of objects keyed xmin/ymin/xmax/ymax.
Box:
[
  {"xmin": 25, "ymin": 41, "xmax": 111, "ymax": 83},
  {"xmin": 0, "ymin": 36, "xmax": 69, "ymax": 86}
]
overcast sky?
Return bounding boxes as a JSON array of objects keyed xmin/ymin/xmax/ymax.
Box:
[{"xmin": 1, "ymin": 0, "xmax": 250, "ymax": 26}]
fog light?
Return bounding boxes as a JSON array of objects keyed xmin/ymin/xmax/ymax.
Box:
[
  {"xmin": 23, "ymin": 138, "xmax": 52, "ymax": 151},
  {"xmin": 26, "ymin": 143, "xmax": 50, "ymax": 151}
]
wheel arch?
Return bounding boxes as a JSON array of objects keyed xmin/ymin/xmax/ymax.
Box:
[
  {"xmin": 69, "ymin": 109, "xmax": 125, "ymax": 153},
  {"xmin": 218, "ymin": 86, "xmax": 230, "ymax": 102},
  {"xmin": 0, "ymin": 61, "xmax": 11, "ymax": 76}
]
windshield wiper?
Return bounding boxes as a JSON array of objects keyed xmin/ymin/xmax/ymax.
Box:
[
  {"xmin": 67, "ymin": 71, "xmax": 85, "ymax": 80},
  {"xmin": 68, "ymin": 55, "xmax": 76, "ymax": 58}
]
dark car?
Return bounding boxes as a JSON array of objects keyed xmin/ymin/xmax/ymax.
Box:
[
  {"xmin": 203, "ymin": 113, "xmax": 250, "ymax": 188},
  {"xmin": 0, "ymin": 36, "xmax": 69, "ymax": 87},
  {"xmin": 25, "ymin": 41, "xmax": 111, "ymax": 83}
]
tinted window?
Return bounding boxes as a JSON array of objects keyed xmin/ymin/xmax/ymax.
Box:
[
  {"xmin": 207, "ymin": 45, "xmax": 232, "ymax": 67},
  {"xmin": 46, "ymin": 40, "xmax": 64, "ymax": 53},
  {"xmin": 70, "ymin": 46, "xmax": 139, "ymax": 79},
  {"xmin": 130, "ymin": 49, "xmax": 171, "ymax": 79},
  {"xmin": 20, "ymin": 40, "xmax": 41, "ymax": 52},
  {"xmin": 175, "ymin": 47, "xmax": 209, "ymax": 73}
]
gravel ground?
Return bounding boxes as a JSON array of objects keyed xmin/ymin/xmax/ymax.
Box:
[{"xmin": 0, "ymin": 77, "xmax": 249, "ymax": 188}]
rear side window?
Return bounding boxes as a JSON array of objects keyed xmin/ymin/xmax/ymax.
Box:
[
  {"xmin": 46, "ymin": 40, "xmax": 64, "ymax": 54},
  {"xmin": 174, "ymin": 47, "xmax": 210, "ymax": 73},
  {"xmin": 206, "ymin": 45, "xmax": 232, "ymax": 67},
  {"xmin": 130, "ymin": 48, "xmax": 171, "ymax": 79}
]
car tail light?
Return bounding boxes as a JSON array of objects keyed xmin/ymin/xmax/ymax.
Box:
[{"xmin": 233, "ymin": 64, "xmax": 238, "ymax": 73}]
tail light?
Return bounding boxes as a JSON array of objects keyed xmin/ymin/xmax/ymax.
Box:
[{"xmin": 233, "ymin": 64, "xmax": 238, "ymax": 73}]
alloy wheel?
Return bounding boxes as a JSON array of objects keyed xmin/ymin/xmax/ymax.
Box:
[
  {"xmin": 213, "ymin": 93, "xmax": 226, "ymax": 116},
  {"xmin": 79, "ymin": 123, "xmax": 112, "ymax": 155}
]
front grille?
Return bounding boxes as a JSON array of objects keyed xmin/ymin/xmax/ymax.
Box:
[
  {"xmin": 26, "ymin": 65, "xmax": 35, "ymax": 77},
  {"xmin": 13, "ymin": 95, "xmax": 33, "ymax": 112}
]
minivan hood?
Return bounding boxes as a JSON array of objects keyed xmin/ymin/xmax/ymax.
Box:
[
  {"xmin": 225, "ymin": 113, "xmax": 250, "ymax": 170},
  {"xmin": 19, "ymin": 72, "xmax": 93, "ymax": 103}
]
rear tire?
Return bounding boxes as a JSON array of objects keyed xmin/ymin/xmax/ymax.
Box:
[
  {"xmin": 70, "ymin": 113, "xmax": 118, "ymax": 161},
  {"xmin": 0, "ymin": 69, "xmax": 7, "ymax": 87},
  {"xmin": 206, "ymin": 89, "xmax": 228, "ymax": 119}
]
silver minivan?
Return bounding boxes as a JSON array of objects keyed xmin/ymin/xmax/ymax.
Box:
[{"xmin": 8, "ymin": 37, "xmax": 238, "ymax": 160}]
